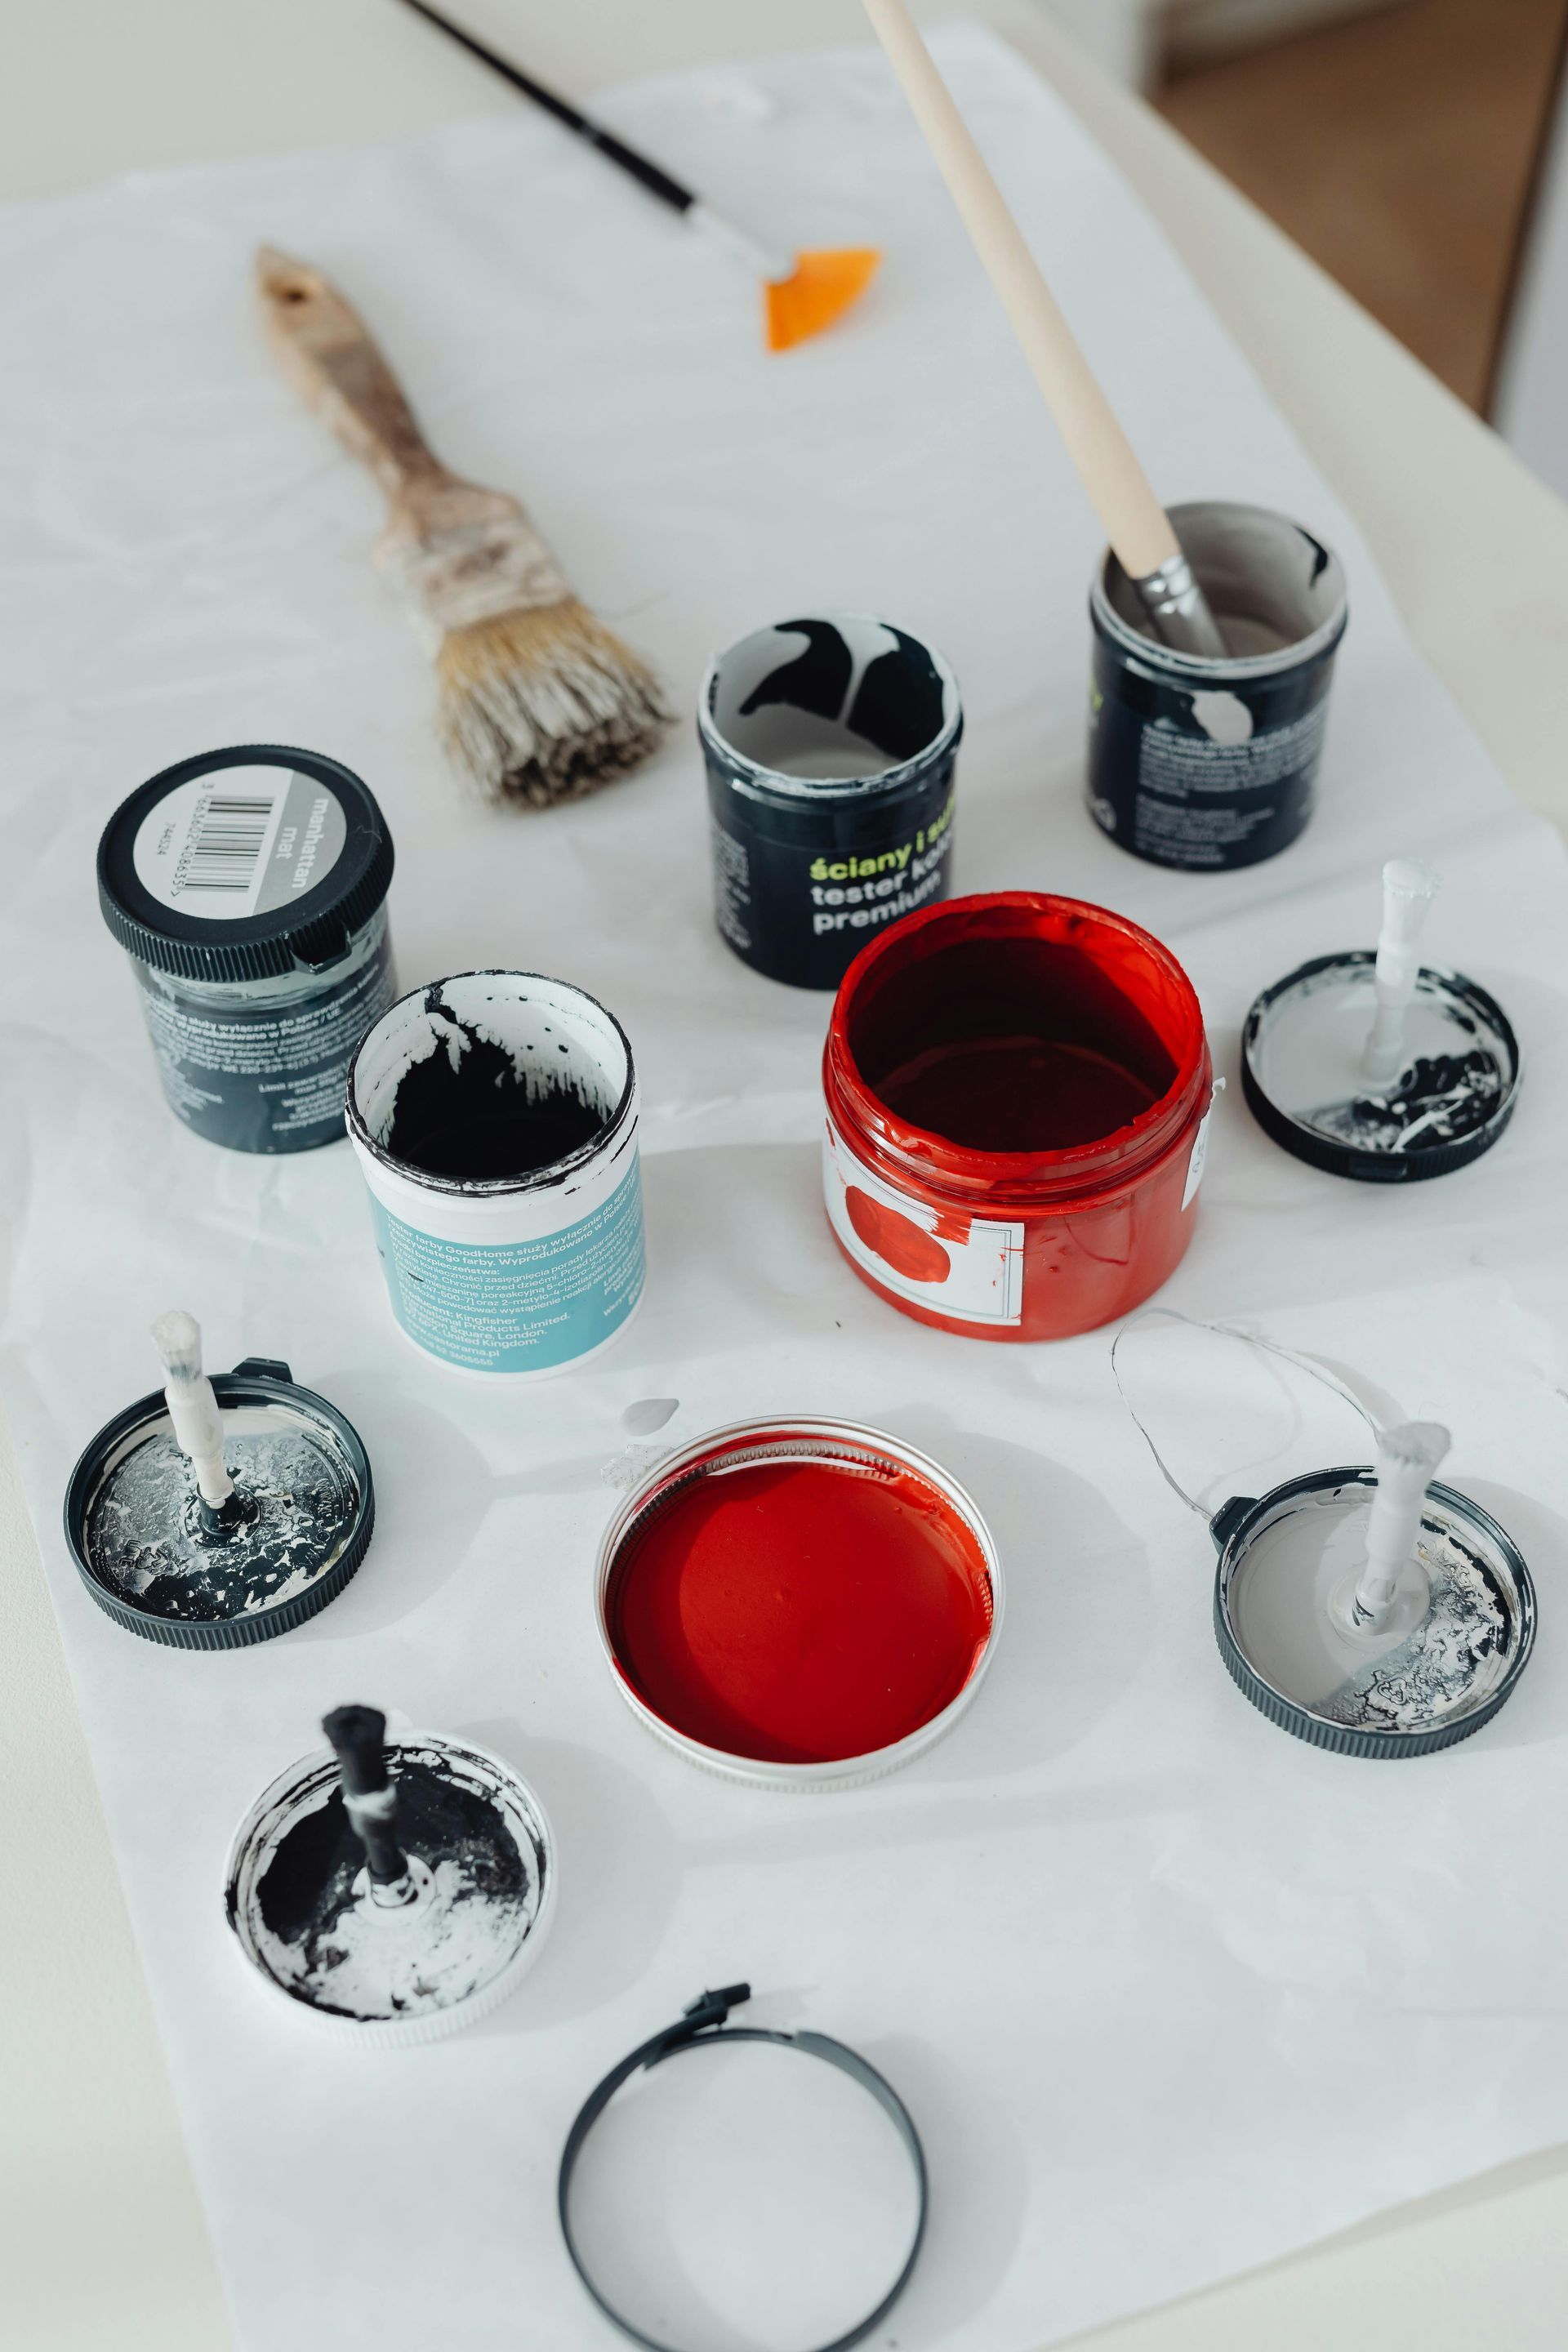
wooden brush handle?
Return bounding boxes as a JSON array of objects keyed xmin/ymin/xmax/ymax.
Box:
[
  {"xmin": 256, "ymin": 246, "xmax": 454, "ymax": 513},
  {"xmin": 862, "ymin": 0, "xmax": 1179, "ymax": 580}
]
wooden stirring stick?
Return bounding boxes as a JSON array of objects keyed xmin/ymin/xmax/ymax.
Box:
[{"xmin": 862, "ymin": 0, "xmax": 1228, "ymax": 659}]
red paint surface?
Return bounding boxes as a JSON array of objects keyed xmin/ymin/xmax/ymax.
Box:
[
  {"xmin": 876, "ymin": 1036, "xmax": 1160, "ymax": 1152},
  {"xmin": 844, "ymin": 1187, "xmax": 950, "ymax": 1283},
  {"xmin": 606, "ymin": 1450, "xmax": 994, "ymax": 1765},
  {"xmin": 823, "ymin": 894, "xmax": 1211, "ymax": 1343}
]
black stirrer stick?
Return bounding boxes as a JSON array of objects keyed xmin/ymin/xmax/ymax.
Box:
[{"xmin": 323, "ymin": 1705, "xmax": 413, "ymax": 1898}]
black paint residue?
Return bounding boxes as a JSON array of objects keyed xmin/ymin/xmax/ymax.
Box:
[
  {"xmin": 740, "ymin": 618, "xmax": 853, "ymax": 725},
  {"xmin": 739, "ymin": 620, "xmax": 946, "ymax": 764},
  {"xmin": 84, "ymin": 1423, "xmax": 356, "ymax": 1621},
  {"xmin": 256, "ymin": 1757, "xmax": 528, "ymax": 2017},
  {"xmin": 385, "ymin": 984, "xmax": 606, "ymax": 1182},
  {"xmin": 1313, "ymin": 1051, "xmax": 1504, "ymax": 1153}
]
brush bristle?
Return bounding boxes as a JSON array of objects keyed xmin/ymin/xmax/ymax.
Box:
[
  {"xmin": 434, "ymin": 598, "xmax": 670, "ymax": 809},
  {"xmin": 151, "ymin": 1308, "xmax": 203, "ymax": 1383}
]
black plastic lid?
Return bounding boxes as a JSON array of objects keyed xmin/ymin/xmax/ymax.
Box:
[
  {"xmin": 1209, "ymin": 1469, "xmax": 1536, "ymax": 1758},
  {"xmin": 1241, "ymin": 951, "xmax": 1521, "ymax": 1183},
  {"xmin": 62, "ymin": 1358, "xmax": 375, "ymax": 1651},
  {"xmin": 98, "ymin": 746, "xmax": 394, "ymax": 982}
]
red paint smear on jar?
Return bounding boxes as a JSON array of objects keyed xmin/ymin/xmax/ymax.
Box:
[
  {"xmin": 844, "ymin": 1187, "xmax": 950, "ymax": 1283},
  {"xmin": 605, "ymin": 1451, "xmax": 993, "ymax": 1765}
]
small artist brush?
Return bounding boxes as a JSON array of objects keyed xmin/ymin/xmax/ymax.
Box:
[
  {"xmin": 393, "ymin": 0, "xmax": 880, "ymax": 353},
  {"xmin": 862, "ymin": 0, "xmax": 1228, "ymax": 659},
  {"xmin": 257, "ymin": 248, "xmax": 668, "ymax": 808}
]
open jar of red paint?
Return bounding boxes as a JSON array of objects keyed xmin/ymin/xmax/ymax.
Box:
[{"xmin": 822, "ymin": 893, "xmax": 1214, "ymax": 1342}]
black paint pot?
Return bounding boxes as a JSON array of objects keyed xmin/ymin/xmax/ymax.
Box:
[
  {"xmin": 64, "ymin": 1356, "xmax": 373, "ymax": 1650},
  {"xmin": 699, "ymin": 612, "xmax": 962, "ymax": 991},
  {"xmin": 1088, "ymin": 502, "xmax": 1348, "ymax": 871},
  {"xmin": 98, "ymin": 745, "xmax": 397, "ymax": 1152}
]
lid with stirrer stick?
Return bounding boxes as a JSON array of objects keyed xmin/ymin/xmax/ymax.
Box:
[
  {"xmin": 62, "ymin": 1313, "xmax": 373, "ymax": 1648},
  {"xmin": 1112, "ymin": 1312, "xmax": 1537, "ymax": 1756},
  {"xmin": 225, "ymin": 1708, "xmax": 556, "ymax": 2044},
  {"xmin": 1241, "ymin": 856, "xmax": 1521, "ymax": 1180}
]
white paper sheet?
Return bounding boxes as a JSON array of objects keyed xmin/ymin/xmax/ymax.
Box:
[{"xmin": 4, "ymin": 24, "xmax": 1568, "ymax": 2350}]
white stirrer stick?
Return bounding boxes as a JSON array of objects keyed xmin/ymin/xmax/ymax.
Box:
[
  {"xmin": 1364, "ymin": 858, "xmax": 1440, "ymax": 1084},
  {"xmin": 861, "ymin": 0, "xmax": 1227, "ymax": 657},
  {"xmin": 1352, "ymin": 1420, "xmax": 1449, "ymax": 1633},
  {"xmin": 150, "ymin": 1310, "xmax": 234, "ymax": 1511}
]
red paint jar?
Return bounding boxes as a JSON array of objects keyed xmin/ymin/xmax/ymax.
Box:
[{"xmin": 822, "ymin": 893, "xmax": 1214, "ymax": 1341}]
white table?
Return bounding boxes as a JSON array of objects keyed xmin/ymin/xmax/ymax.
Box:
[{"xmin": 5, "ymin": 6, "xmax": 1568, "ymax": 2348}]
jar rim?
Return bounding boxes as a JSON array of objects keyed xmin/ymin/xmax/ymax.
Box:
[{"xmin": 823, "ymin": 893, "xmax": 1209, "ymax": 1204}]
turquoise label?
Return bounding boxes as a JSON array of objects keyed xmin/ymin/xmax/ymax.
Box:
[{"xmin": 369, "ymin": 1159, "xmax": 644, "ymax": 1374}]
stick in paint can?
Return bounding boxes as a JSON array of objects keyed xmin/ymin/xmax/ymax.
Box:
[
  {"xmin": 861, "ymin": 0, "xmax": 1227, "ymax": 657},
  {"xmin": 1364, "ymin": 859, "xmax": 1440, "ymax": 1085}
]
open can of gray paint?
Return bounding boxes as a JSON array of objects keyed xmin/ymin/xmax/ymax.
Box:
[{"xmin": 1088, "ymin": 501, "xmax": 1348, "ymax": 871}]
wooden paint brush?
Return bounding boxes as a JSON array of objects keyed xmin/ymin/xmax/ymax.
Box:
[
  {"xmin": 256, "ymin": 246, "xmax": 669, "ymax": 807},
  {"xmin": 394, "ymin": 0, "xmax": 880, "ymax": 352},
  {"xmin": 862, "ymin": 0, "xmax": 1228, "ymax": 658}
]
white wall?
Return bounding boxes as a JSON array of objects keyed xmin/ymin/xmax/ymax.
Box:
[{"xmin": 1494, "ymin": 50, "xmax": 1568, "ymax": 501}]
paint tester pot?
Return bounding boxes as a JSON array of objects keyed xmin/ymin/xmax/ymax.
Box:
[
  {"xmin": 1088, "ymin": 502, "xmax": 1348, "ymax": 871},
  {"xmin": 823, "ymin": 894, "xmax": 1214, "ymax": 1341},
  {"xmin": 64, "ymin": 1357, "xmax": 373, "ymax": 1650},
  {"xmin": 597, "ymin": 1421, "xmax": 1001, "ymax": 1791},
  {"xmin": 347, "ymin": 972, "xmax": 644, "ymax": 1378},
  {"xmin": 698, "ymin": 612, "xmax": 962, "ymax": 990},
  {"xmin": 1211, "ymin": 1470, "xmax": 1535, "ymax": 1757},
  {"xmin": 98, "ymin": 746, "xmax": 397, "ymax": 1152},
  {"xmin": 225, "ymin": 1731, "xmax": 556, "ymax": 2045}
]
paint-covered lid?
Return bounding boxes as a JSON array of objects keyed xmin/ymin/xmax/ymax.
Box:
[
  {"xmin": 98, "ymin": 745, "xmax": 394, "ymax": 982},
  {"xmin": 1241, "ymin": 951, "xmax": 1520, "ymax": 1181},
  {"xmin": 596, "ymin": 1419, "xmax": 1001, "ymax": 1791},
  {"xmin": 225, "ymin": 1728, "xmax": 555, "ymax": 2046},
  {"xmin": 63, "ymin": 1357, "xmax": 374, "ymax": 1649},
  {"xmin": 1210, "ymin": 1469, "xmax": 1536, "ymax": 1757}
]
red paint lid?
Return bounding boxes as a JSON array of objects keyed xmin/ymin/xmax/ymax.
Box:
[{"xmin": 598, "ymin": 1423, "xmax": 1001, "ymax": 1783}]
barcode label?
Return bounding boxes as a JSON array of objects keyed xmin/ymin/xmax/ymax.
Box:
[
  {"xmin": 174, "ymin": 795, "xmax": 279, "ymax": 896},
  {"xmin": 131, "ymin": 764, "xmax": 347, "ymax": 924}
]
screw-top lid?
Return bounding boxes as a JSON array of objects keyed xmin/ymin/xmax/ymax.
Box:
[
  {"xmin": 1241, "ymin": 951, "xmax": 1520, "ymax": 1183},
  {"xmin": 62, "ymin": 1358, "xmax": 375, "ymax": 1650},
  {"xmin": 98, "ymin": 745, "xmax": 394, "ymax": 982},
  {"xmin": 1210, "ymin": 1468, "xmax": 1536, "ymax": 1757}
]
